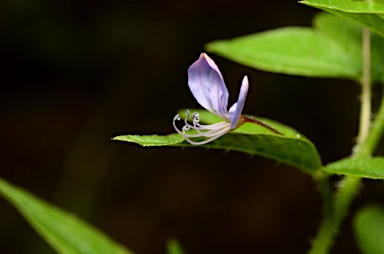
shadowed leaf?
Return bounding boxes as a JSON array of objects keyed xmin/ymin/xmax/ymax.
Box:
[{"xmin": 0, "ymin": 178, "xmax": 133, "ymax": 254}]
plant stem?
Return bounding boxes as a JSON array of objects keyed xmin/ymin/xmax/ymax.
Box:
[
  {"xmin": 357, "ymin": 28, "xmax": 372, "ymax": 145},
  {"xmin": 356, "ymin": 91, "xmax": 384, "ymax": 158},
  {"xmin": 309, "ymin": 28, "xmax": 373, "ymax": 254}
]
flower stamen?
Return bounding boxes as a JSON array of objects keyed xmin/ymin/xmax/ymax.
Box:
[{"xmin": 173, "ymin": 110, "xmax": 231, "ymax": 145}]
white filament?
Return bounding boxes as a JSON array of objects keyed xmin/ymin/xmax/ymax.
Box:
[{"xmin": 173, "ymin": 110, "xmax": 231, "ymax": 145}]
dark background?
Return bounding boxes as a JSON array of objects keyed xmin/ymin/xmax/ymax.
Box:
[{"xmin": 1, "ymin": 0, "xmax": 383, "ymax": 253}]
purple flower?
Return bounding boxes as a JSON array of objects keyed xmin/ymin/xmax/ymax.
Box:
[{"xmin": 173, "ymin": 53, "xmax": 249, "ymax": 145}]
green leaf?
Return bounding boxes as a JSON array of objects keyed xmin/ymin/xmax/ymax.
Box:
[
  {"xmin": 314, "ymin": 12, "xmax": 362, "ymax": 67},
  {"xmin": 167, "ymin": 238, "xmax": 186, "ymax": 254},
  {"xmin": 0, "ymin": 177, "xmax": 133, "ymax": 254},
  {"xmin": 114, "ymin": 110, "xmax": 322, "ymax": 174},
  {"xmin": 314, "ymin": 12, "xmax": 384, "ymax": 82},
  {"xmin": 207, "ymin": 12, "xmax": 384, "ymax": 81},
  {"xmin": 354, "ymin": 205, "xmax": 384, "ymax": 254},
  {"xmin": 206, "ymin": 27, "xmax": 360, "ymax": 79},
  {"xmin": 300, "ymin": 0, "xmax": 384, "ymax": 37},
  {"xmin": 302, "ymin": 0, "xmax": 384, "ymax": 13},
  {"xmin": 324, "ymin": 157, "xmax": 384, "ymax": 179}
]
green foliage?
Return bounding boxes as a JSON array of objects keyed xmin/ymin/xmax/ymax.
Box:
[
  {"xmin": 301, "ymin": 0, "xmax": 384, "ymax": 13},
  {"xmin": 314, "ymin": 12, "xmax": 362, "ymax": 64},
  {"xmin": 301, "ymin": 0, "xmax": 384, "ymax": 37},
  {"xmin": 5, "ymin": 1, "xmax": 384, "ymax": 253},
  {"xmin": 206, "ymin": 27, "xmax": 359, "ymax": 79},
  {"xmin": 354, "ymin": 205, "xmax": 384, "ymax": 254},
  {"xmin": 207, "ymin": 12, "xmax": 384, "ymax": 82},
  {"xmin": 324, "ymin": 157, "xmax": 384, "ymax": 179},
  {"xmin": 0, "ymin": 178, "xmax": 133, "ymax": 254},
  {"xmin": 167, "ymin": 238, "xmax": 186, "ymax": 254},
  {"xmin": 314, "ymin": 13, "xmax": 384, "ymax": 82},
  {"xmin": 114, "ymin": 109, "xmax": 321, "ymax": 175},
  {"xmin": 117, "ymin": 2, "xmax": 384, "ymax": 254}
]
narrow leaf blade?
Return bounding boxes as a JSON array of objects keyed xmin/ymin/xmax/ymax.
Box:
[
  {"xmin": 0, "ymin": 178, "xmax": 133, "ymax": 254},
  {"xmin": 324, "ymin": 157, "xmax": 384, "ymax": 179}
]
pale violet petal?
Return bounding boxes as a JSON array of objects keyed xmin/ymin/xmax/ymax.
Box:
[
  {"xmin": 188, "ymin": 53, "xmax": 229, "ymax": 119},
  {"xmin": 228, "ymin": 102, "xmax": 238, "ymax": 127},
  {"xmin": 229, "ymin": 75, "xmax": 249, "ymax": 129}
]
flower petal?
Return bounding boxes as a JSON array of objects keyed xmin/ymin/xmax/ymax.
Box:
[
  {"xmin": 229, "ymin": 75, "xmax": 249, "ymax": 129},
  {"xmin": 188, "ymin": 53, "xmax": 229, "ymax": 119}
]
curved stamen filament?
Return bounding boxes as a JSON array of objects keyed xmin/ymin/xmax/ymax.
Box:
[
  {"xmin": 192, "ymin": 121, "xmax": 230, "ymax": 137},
  {"xmin": 181, "ymin": 125, "xmax": 231, "ymax": 145},
  {"xmin": 172, "ymin": 112, "xmax": 231, "ymax": 145},
  {"xmin": 194, "ymin": 121, "xmax": 229, "ymax": 129},
  {"xmin": 176, "ymin": 117, "xmax": 227, "ymax": 138}
]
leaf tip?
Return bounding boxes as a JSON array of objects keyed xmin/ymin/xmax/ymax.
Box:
[{"xmin": 111, "ymin": 136, "xmax": 123, "ymax": 141}]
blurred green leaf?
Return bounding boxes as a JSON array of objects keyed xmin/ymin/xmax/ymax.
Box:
[
  {"xmin": 0, "ymin": 178, "xmax": 133, "ymax": 254},
  {"xmin": 206, "ymin": 27, "xmax": 360, "ymax": 79},
  {"xmin": 301, "ymin": 0, "xmax": 384, "ymax": 37},
  {"xmin": 354, "ymin": 205, "xmax": 384, "ymax": 254},
  {"xmin": 314, "ymin": 12, "xmax": 384, "ymax": 82},
  {"xmin": 114, "ymin": 110, "xmax": 321, "ymax": 174},
  {"xmin": 324, "ymin": 157, "xmax": 384, "ymax": 179},
  {"xmin": 167, "ymin": 238, "xmax": 186, "ymax": 254}
]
